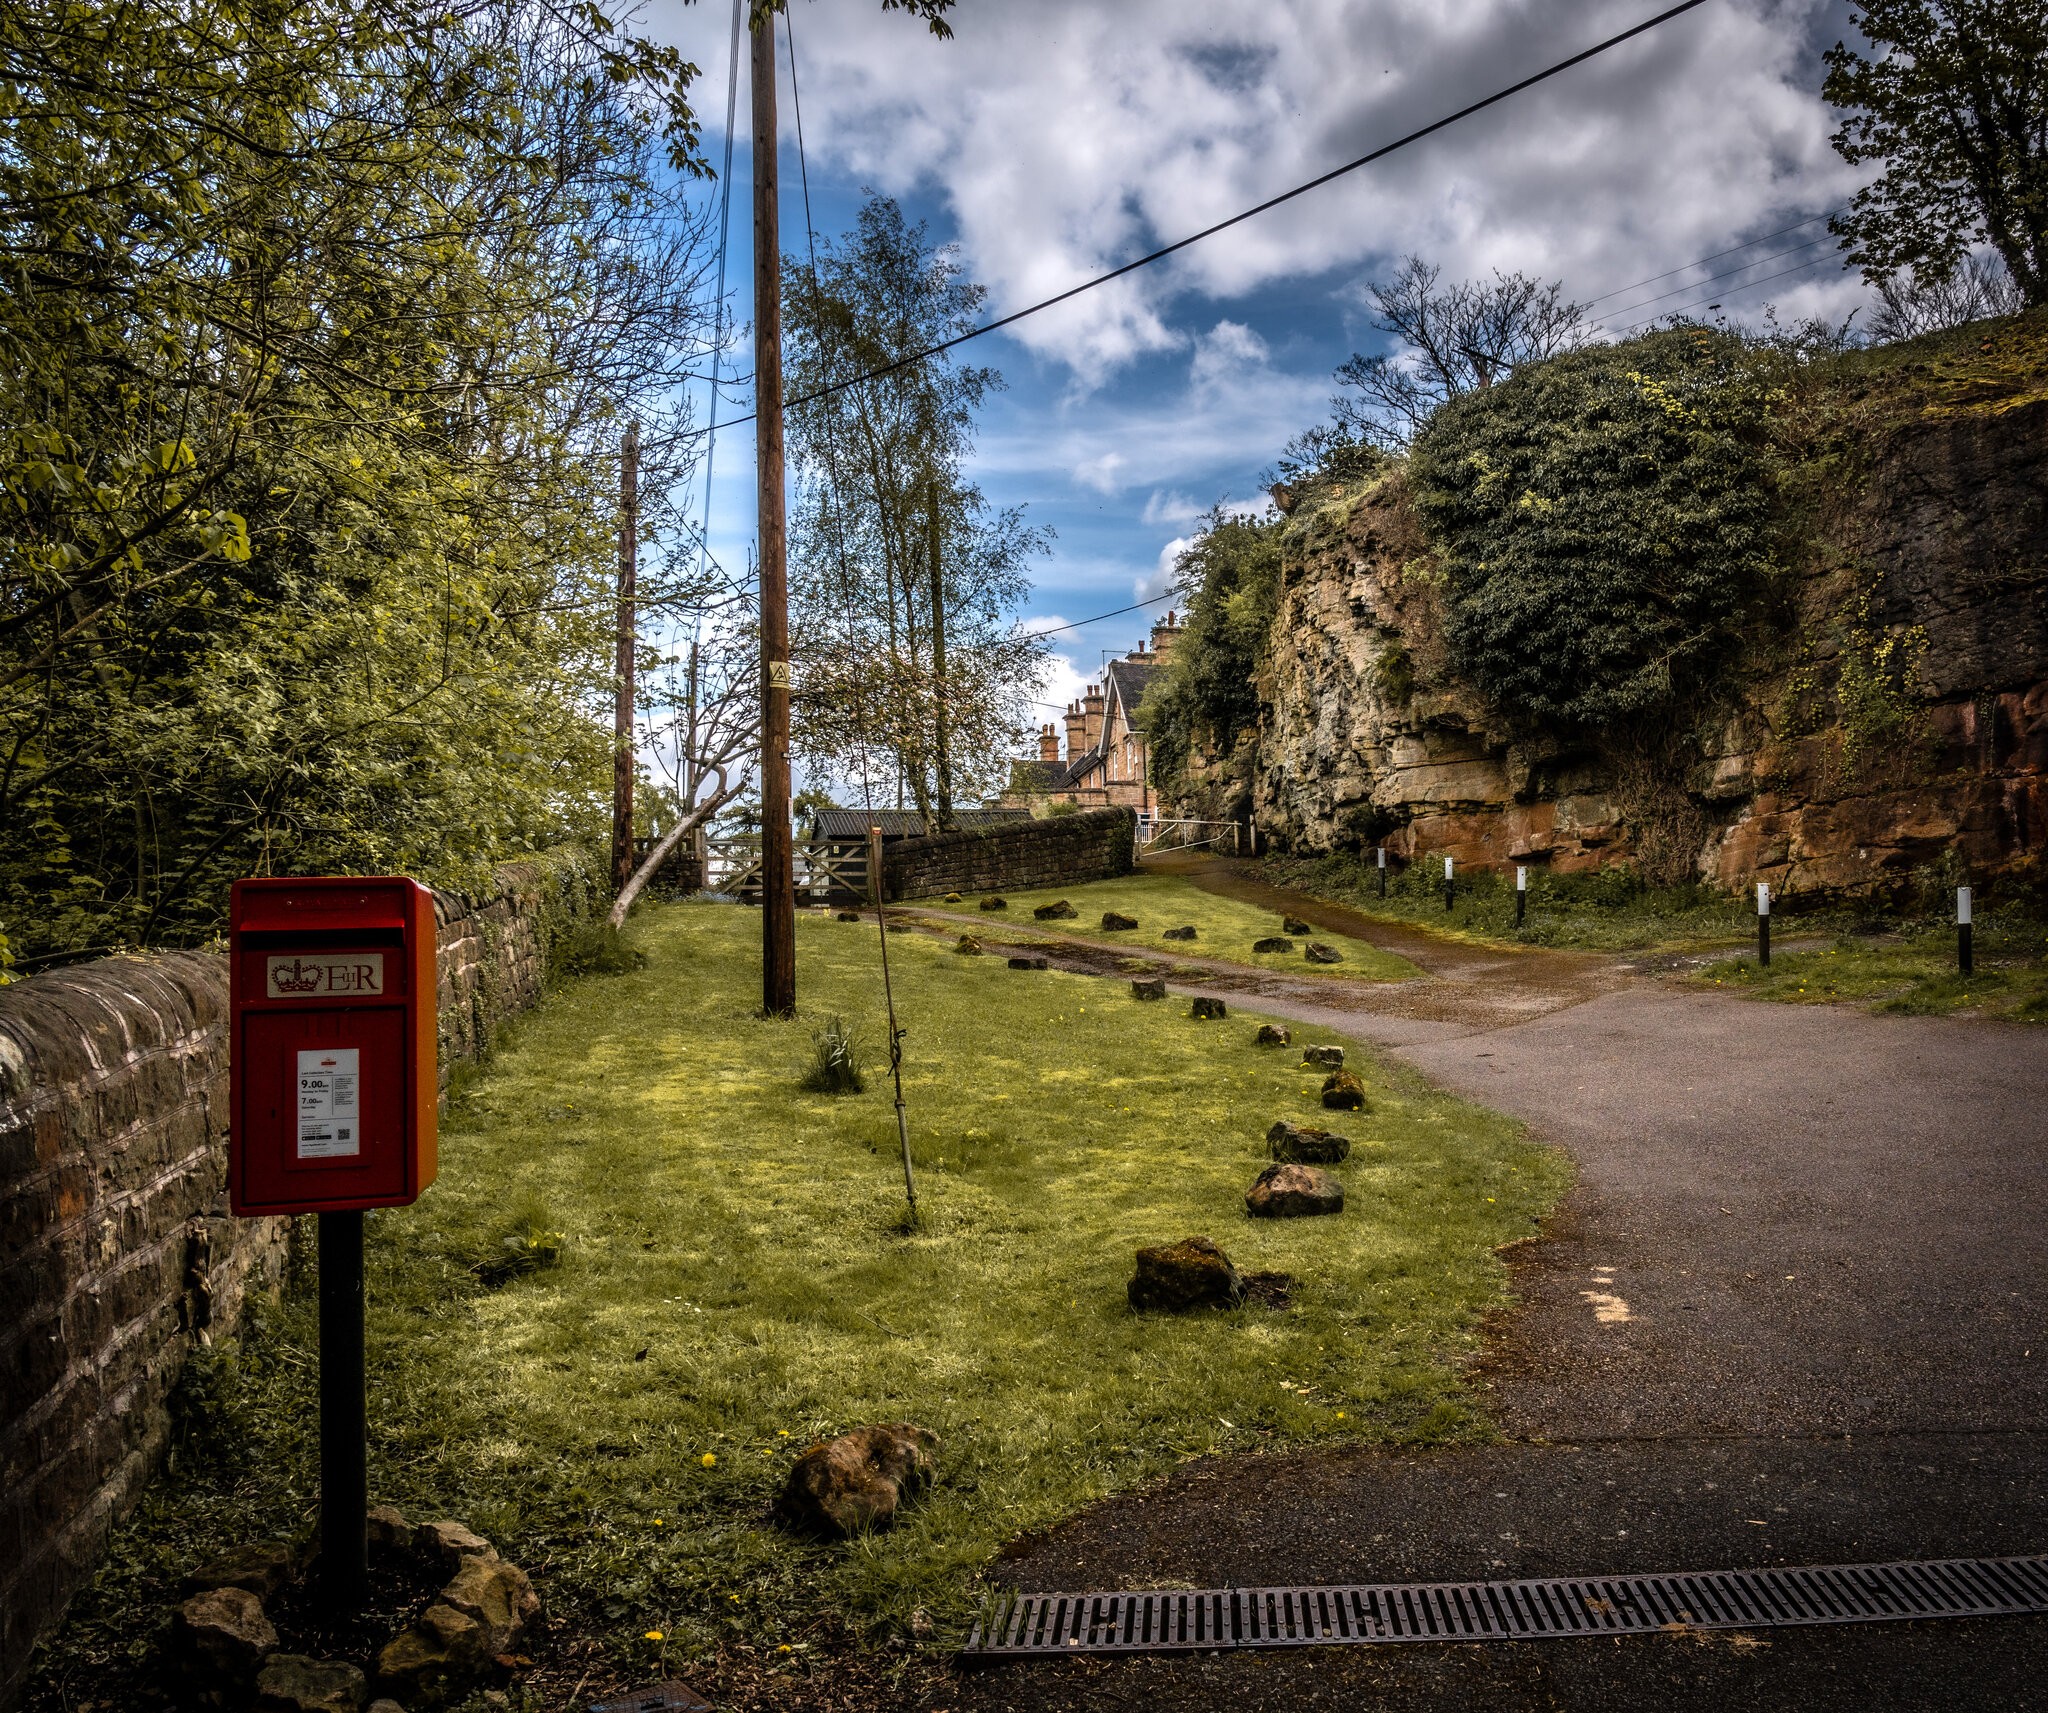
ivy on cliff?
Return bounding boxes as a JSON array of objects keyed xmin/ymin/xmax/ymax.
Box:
[
  {"xmin": 1407, "ymin": 328, "xmax": 1780, "ymax": 730},
  {"xmin": 1140, "ymin": 509, "xmax": 1284, "ymax": 813}
]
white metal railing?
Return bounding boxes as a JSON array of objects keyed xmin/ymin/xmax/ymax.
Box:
[{"xmin": 1137, "ymin": 816, "xmax": 1242, "ymax": 857}]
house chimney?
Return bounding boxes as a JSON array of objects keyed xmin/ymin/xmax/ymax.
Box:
[
  {"xmin": 1063, "ymin": 700, "xmax": 1087, "ymax": 761},
  {"xmin": 1038, "ymin": 722, "xmax": 1059, "ymax": 763},
  {"xmin": 1081, "ymin": 682, "xmax": 1105, "ymax": 751},
  {"xmin": 1149, "ymin": 609, "xmax": 1180, "ymax": 661}
]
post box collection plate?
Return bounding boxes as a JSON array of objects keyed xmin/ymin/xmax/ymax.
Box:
[{"xmin": 230, "ymin": 876, "xmax": 438, "ymax": 1215}]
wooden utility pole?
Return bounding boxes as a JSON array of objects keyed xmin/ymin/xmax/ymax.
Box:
[
  {"xmin": 611, "ymin": 419, "xmax": 639, "ymax": 896},
  {"xmin": 754, "ymin": 11, "xmax": 796, "ymax": 1016}
]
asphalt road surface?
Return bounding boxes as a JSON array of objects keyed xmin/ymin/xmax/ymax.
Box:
[{"xmin": 929, "ymin": 862, "xmax": 2048, "ymax": 1712}]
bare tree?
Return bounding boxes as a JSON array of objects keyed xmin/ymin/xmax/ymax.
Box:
[
  {"xmin": 1868, "ymin": 252, "xmax": 2025, "ymax": 342},
  {"xmin": 1333, "ymin": 257, "xmax": 1595, "ymax": 445},
  {"xmin": 608, "ymin": 617, "xmax": 759, "ymax": 926}
]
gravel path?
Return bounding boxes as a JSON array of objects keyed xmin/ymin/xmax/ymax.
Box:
[{"xmin": 921, "ymin": 860, "xmax": 2048, "ymax": 1711}]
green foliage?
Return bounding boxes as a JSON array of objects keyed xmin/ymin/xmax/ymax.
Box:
[
  {"xmin": 29, "ymin": 900, "xmax": 1564, "ymax": 1702},
  {"xmin": 799, "ymin": 1014, "xmax": 868, "ymax": 1095},
  {"xmin": 1142, "ymin": 509, "xmax": 1284, "ymax": 810},
  {"xmin": 549, "ymin": 918, "xmax": 648, "ymax": 981},
  {"xmin": 1824, "ymin": 0, "xmax": 2048, "ymax": 307},
  {"xmin": 472, "ymin": 1197, "xmax": 570, "ymax": 1287},
  {"xmin": 1, "ymin": 0, "xmax": 719, "ymax": 959},
  {"xmin": 1407, "ymin": 328, "xmax": 1779, "ymax": 729}
]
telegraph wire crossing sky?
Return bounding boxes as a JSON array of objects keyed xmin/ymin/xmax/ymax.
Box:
[{"xmin": 647, "ymin": 0, "xmax": 1873, "ymax": 729}]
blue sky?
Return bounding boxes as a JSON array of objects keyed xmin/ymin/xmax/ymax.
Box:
[{"xmin": 645, "ymin": 0, "xmax": 1871, "ymax": 730}]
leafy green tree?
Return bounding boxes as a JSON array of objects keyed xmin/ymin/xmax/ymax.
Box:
[
  {"xmin": 1, "ymin": 0, "xmax": 720, "ymax": 958},
  {"xmin": 1825, "ymin": 0, "xmax": 2048, "ymax": 306},
  {"xmin": 783, "ymin": 197, "xmax": 1048, "ymax": 822},
  {"xmin": 1406, "ymin": 329, "xmax": 1778, "ymax": 730},
  {"xmin": 1141, "ymin": 509, "xmax": 1284, "ymax": 817}
]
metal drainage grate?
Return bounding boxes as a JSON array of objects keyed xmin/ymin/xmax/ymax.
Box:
[{"xmin": 963, "ymin": 1555, "xmax": 2048, "ymax": 1657}]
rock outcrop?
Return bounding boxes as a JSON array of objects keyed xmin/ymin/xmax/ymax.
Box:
[{"xmin": 1244, "ymin": 321, "xmax": 2048, "ymax": 898}]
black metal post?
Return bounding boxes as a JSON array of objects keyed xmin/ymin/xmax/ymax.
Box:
[
  {"xmin": 1958, "ymin": 885, "xmax": 1973, "ymax": 976},
  {"xmin": 318, "ymin": 1210, "xmax": 367, "ymax": 1610},
  {"xmin": 1515, "ymin": 866, "xmax": 1527, "ymax": 928},
  {"xmin": 1443, "ymin": 858, "xmax": 1455, "ymax": 913},
  {"xmin": 1757, "ymin": 882, "xmax": 1771, "ymax": 970},
  {"xmin": 1377, "ymin": 847, "xmax": 1387, "ymax": 898}
]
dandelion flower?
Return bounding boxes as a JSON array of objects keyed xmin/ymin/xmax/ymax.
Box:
[
  {"xmin": 645, "ymin": 1630, "xmax": 665, "ymax": 1642},
  {"xmin": 701, "ymin": 1452, "xmax": 717, "ymax": 1467}
]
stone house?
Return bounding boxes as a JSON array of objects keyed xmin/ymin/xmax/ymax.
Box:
[{"xmin": 1002, "ymin": 612, "xmax": 1180, "ymax": 813}]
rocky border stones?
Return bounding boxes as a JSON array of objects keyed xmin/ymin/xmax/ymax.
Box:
[
  {"xmin": 1304, "ymin": 941, "xmax": 1343, "ymax": 964},
  {"xmin": 1282, "ymin": 915, "xmax": 1311, "ymax": 935},
  {"xmin": 1033, "ymin": 900, "xmax": 1077, "ymax": 920},
  {"xmin": 1252, "ymin": 936, "xmax": 1293, "ymax": 954},
  {"xmin": 1266, "ymin": 1120, "xmax": 1351, "ymax": 1164},
  {"xmin": 1161, "ymin": 925, "xmax": 1197, "ymax": 941},
  {"xmin": 774, "ymin": 1423, "xmax": 939, "ymax": 1538},
  {"xmin": 1246, "ymin": 1163, "xmax": 1345, "ymax": 1218},
  {"xmin": 1189, "ymin": 996, "xmax": 1227, "ymax": 1020},
  {"xmin": 1321, "ymin": 1069, "xmax": 1368, "ymax": 1110},
  {"xmin": 1128, "ymin": 1236, "xmax": 1241, "ymax": 1311},
  {"xmin": 1100, "ymin": 911, "xmax": 1138, "ymax": 931},
  {"xmin": 1255, "ymin": 1023, "xmax": 1291, "ymax": 1047},
  {"xmin": 1131, "ymin": 977, "xmax": 1166, "ymax": 1001},
  {"xmin": 1300, "ymin": 1044, "xmax": 1345, "ymax": 1069}
]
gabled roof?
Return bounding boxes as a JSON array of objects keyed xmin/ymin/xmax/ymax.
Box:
[{"xmin": 1102, "ymin": 657, "xmax": 1159, "ymax": 723}]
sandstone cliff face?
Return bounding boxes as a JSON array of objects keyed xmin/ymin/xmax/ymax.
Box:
[{"xmin": 1251, "ymin": 383, "xmax": 2048, "ymax": 898}]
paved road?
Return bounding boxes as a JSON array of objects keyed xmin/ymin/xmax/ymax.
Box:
[{"xmin": 931, "ymin": 862, "xmax": 2048, "ymax": 1712}]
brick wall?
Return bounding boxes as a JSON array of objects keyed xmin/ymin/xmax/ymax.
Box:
[
  {"xmin": 880, "ymin": 808, "xmax": 1137, "ymax": 900},
  {"xmin": 0, "ymin": 848, "xmax": 597, "ymax": 1709}
]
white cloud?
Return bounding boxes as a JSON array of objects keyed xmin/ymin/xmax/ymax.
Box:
[
  {"xmin": 1140, "ymin": 488, "xmax": 1204, "ymax": 526},
  {"xmin": 654, "ymin": 0, "xmax": 1870, "ymax": 376},
  {"xmin": 1139, "ymin": 535, "xmax": 1192, "ymax": 602}
]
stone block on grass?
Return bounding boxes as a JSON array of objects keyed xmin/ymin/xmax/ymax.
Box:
[
  {"xmin": 1266, "ymin": 1120, "xmax": 1351, "ymax": 1164},
  {"xmin": 1161, "ymin": 925, "xmax": 1197, "ymax": 941},
  {"xmin": 183, "ymin": 1539, "xmax": 296, "ymax": 1599},
  {"xmin": 1283, "ymin": 916, "xmax": 1311, "ymax": 935},
  {"xmin": 954, "ymin": 935, "xmax": 984, "ymax": 956},
  {"xmin": 1100, "ymin": 911, "xmax": 1139, "ymax": 931},
  {"xmin": 1300, "ymin": 1044, "xmax": 1345, "ymax": 1069},
  {"xmin": 1034, "ymin": 900, "xmax": 1077, "ymax": 920},
  {"xmin": 172, "ymin": 1587, "xmax": 277, "ymax": 1702},
  {"xmin": 1304, "ymin": 942, "xmax": 1343, "ymax": 964},
  {"xmin": 415, "ymin": 1519, "xmax": 496, "ymax": 1575},
  {"xmin": 255, "ymin": 1654, "xmax": 368, "ymax": 1713},
  {"xmin": 1252, "ymin": 937, "xmax": 1293, "ymax": 954},
  {"xmin": 1128, "ymin": 1236, "xmax": 1242, "ymax": 1312},
  {"xmin": 1190, "ymin": 996, "xmax": 1227, "ymax": 1019},
  {"xmin": 835, "ymin": 910, "xmax": 861, "ymax": 922},
  {"xmin": 1007, "ymin": 955, "xmax": 1049, "ymax": 970},
  {"xmin": 1131, "ymin": 977, "xmax": 1166, "ymax": 1001},
  {"xmin": 776, "ymin": 1423, "xmax": 938, "ymax": 1538},
  {"xmin": 1321, "ymin": 1069, "xmax": 1367, "ymax": 1111},
  {"xmin": 979, "ymin": 896, "xmax": 1008, "ymax": 911},
  {"xmin": 1246, "ymin": 1163, "xmax": 1344, "ymax": 1218},
  {"xmin": 944, "ymin": 892, "xmax": 963, "ymax": 903},
  {"xmin": 1255, "ymin": 1024, "xmax": 1291, "ymax": 1047}
]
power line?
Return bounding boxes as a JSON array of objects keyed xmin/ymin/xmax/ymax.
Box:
[
  {"xmin": 709, "ymin": 0, "xmax": 1715, "ymax": 437},
  {"xmin": 1603, "ymin": 229, "xmax": 1844, "ymax": 326},
  {"xmin": 1620, "ymin": 247, "xmax": 1848, "ymax": 332},
  {"xmin": 1014, "ymin": 590, "xmax": 1181, "ymax": 642},
  {"xmin": 1581, "ymin": 209, "xmax": 1840, "ymax": 309}
]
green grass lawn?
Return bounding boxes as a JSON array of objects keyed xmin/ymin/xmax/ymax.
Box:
[
  {"xmin": 947, "ymin": 871, "xmax": 1420, "ymax": 981},
  {"xmin": 38, "ymin": 902, "xmax": 1562, "ymax": 1697},
  {"xmin": 1262, "ymin": 851, "xmax": 1759, "ymax": 952},
  {"xmin": 1695, "ymin": 928, "xmax": 2048, "ymax": 1022}
]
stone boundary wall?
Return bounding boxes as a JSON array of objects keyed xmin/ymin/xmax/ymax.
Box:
[
  {"xmin": 0, "ymin": 847, "xmax": 598, "ymax": 1709},
  {"xmin": 880, "ymin": 808, "xmax": 1137, "ymax": 900}
]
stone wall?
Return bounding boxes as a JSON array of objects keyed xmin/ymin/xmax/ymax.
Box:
[
  {"xmin": 1246, "ymin": 374, "xmax": 2048, "ymax": 900},
  {"xmin": 881, "ymin": 809, "xmax": 1137, "ymax": 900},
  {"xmin": 0, "ymin": 848, "xmax": 597, "ymax": 1710}
]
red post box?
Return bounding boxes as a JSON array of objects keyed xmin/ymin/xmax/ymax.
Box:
[{"xmin": 230, "ymin": 876, "xmax": 438, "ymax": 1215}]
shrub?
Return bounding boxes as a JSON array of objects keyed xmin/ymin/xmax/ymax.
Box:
[
  {"xmin": 548, "ymin": 917, "xmax": 646, "ymax": 980},
  {"xmin": 800, "ymin": 1014, "xmax": 866, "ymax": 1094},
  {"xmin": 1408, "ymin": 327, "xmax": 1778, "ymax": 730}
]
